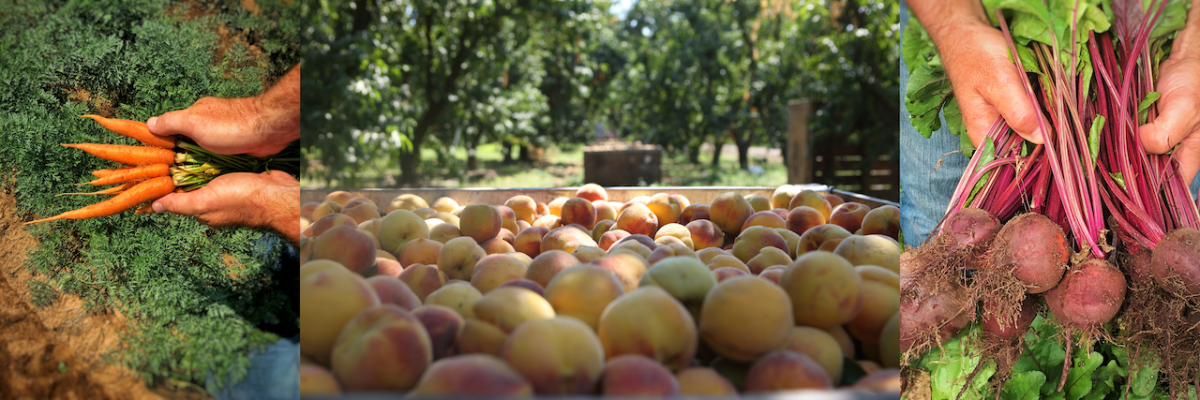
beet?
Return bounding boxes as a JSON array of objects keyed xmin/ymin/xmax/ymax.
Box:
[
  {"xmin": 981, "ymin": 295, "xmax": 1040, "ymax": 341},
  {"xmin": 1150, "ymin": 227, "xmax": 1200, "ymax": 296},
  {"xmin": 991, "ymin": 213, "xmax": 1068, "ymax": 293},
  {"xmin": 899, "ymin": 285, "xmax": 974, "ymax": 353},
  {"xmin": 1126, "ymin": 249, "xmax": 1154, "ymax": 286},
  {"xmin": 941, "ymin": 208, "xmax": 1001, "ymax": 253},
  {"xmin": 1045, "ymin": 259, "xmax": 1126, "ymax": 328}
]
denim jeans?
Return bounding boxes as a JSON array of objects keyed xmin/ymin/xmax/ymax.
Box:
[
  {"xmin": 898, "ymin": 0, "xmax": 1200, "ymax": 248},
  {"xmin": 206, "ymin": 336, "xmax": 300, "ymax": 400}
]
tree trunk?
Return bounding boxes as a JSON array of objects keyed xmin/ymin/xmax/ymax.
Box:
[
  {"xmin": 519, "ymin": 145, "xmax": 531, "ymax": 162},
  {"xmin": 503, "ymin": 143, "xmax": 513, "ymax": 163},
  {"xmin": 710, "ymin": 134, "xmax": 724, "ymax": 167},
  {"xmin": 688, "ymin": 142, "xmax": 701, "ymax": 164},
  {"xmin": 736, "ymin": 138, "xmax": 750, "ymax": 170},
  {"xmin": 399, "ymin": 147, "xmax": 421, "ymax": 186}
]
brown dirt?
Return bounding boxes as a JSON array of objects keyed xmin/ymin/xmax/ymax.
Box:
[{"xmin": 0, "ymin": 188, "xmax": 206, "ymax": 399}]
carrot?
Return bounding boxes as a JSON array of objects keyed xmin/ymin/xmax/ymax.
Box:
[
  {"xmin": 134, "ymin": 203, "xmax": 154, "ymax": 214},
  {"xmin": 61, "ymin": 144, "xmax": 175, "ymax": 166},
  {"xmin": 79, "ymin": 115, "xmax": 176, "ymax": 149},
  {"xmin": 26, "ymin": 176, "xmax": 175, "ymax": 225},
  {"xmin": 79, "ymin": 164, "xmax": 169, "ymax": 186},
  {"xmin": 55, "ymin": 182, "xmax": 137, "ymax": 197},
  {"xmin": 92, "ymin": 166, "xmax": 135, "ymax": 178}
]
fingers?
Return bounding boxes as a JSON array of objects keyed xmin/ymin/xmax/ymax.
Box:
[
  {"xmin": 985, "ymin": 71, "xmax": 1044, "ymax": 145},
  {"xmin": 1174, "ymin": 133, "xmax": 1200, "ymax": 186},
  {"xmin": 1140, "ymin": 91, "xmax": 1200, "ymax": 155},
  {"xmin": 152, "ymin": 192, "xmax": 206, "ymax": 216},
  {"xmin": 146, "ymin": 111, "xmax": 195, "ymax": 138},
  {"xmin": 957, "ymin": 90, "xmax": 997, "ymax": 148}
]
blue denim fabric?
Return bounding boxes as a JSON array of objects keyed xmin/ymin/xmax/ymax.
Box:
[
  {"xmin": 898, "ymin": 0, "xmax": 1200, "ymax": 247},
  {"xmin": 206, "ymin": 335, "xmax": 299, "ymax": 400}
]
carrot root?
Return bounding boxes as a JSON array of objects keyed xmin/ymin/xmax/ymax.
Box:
[
  {"xmin": 26, "ymin": 176, "xmax": 175, "ymax": 225},
  {"xmin": 56, "ymin": 182, "xmax": 137, "ymax": 197},
  {"xmin": 80, "ymin": 164, "xmax": 169, "ymax": 186},
  {"xmin": 61, "ymin": 143, "xmax": 175, "ymax": 166},
  {"xmin": 79, "ymin": 115, "xmax": 176, "ymax": 149}
]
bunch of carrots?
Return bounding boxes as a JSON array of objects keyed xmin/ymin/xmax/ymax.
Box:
[{"xmin": 25, "ymin": 115, "xmax": 298, "ymax": 225}]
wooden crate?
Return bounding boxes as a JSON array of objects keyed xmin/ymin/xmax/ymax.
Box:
[
  {"xmin": 301, "ymin": 185, "xmax": 898, "ymax": 209},
  {"xmin": 812, "ymin": 144, "xmax": 898, "ymax": 202},
  {"xmin": 582, "ymin": 146, "xmax": 662, "ymax": 186}
]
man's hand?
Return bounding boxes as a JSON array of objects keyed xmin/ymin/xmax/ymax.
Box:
[
  {"xmin": 147, "ymin": 66, "xmax": 300, "ymax": 157},
  {"xmin": 152, "ymin": 171, "xmax": 301, "ymax": 245},
  {"xmin": 1140, "ymin": 1, "xmax": 1200, "ymax": 185},
  {"xmin": 910, "ymin": 0, "xmax": 1045, "ymax": 147}
]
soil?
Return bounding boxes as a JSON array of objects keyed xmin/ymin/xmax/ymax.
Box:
[{"xmin": 0, "ymin": 188, "xmax": 208, "ymax": 399}]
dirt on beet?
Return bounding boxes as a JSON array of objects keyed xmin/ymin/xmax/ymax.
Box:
[{"xmin": 0, "ymin": 187, "xmax": 208, "ymax": 399}]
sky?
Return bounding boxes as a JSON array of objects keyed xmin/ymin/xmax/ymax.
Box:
[{"xmin": 610, "ymin": 0, "xmax": 636, "ymax": 19}]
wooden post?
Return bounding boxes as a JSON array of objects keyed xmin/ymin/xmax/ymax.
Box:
[{"xmin": 787, "ymin": 100, "xmax": 813, "ymax": 184}]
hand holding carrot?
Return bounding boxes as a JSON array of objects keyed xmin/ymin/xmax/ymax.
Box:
[
  {"xmin": 147, "ymin": 65, "xmax": 300, "ymax": 158},
  {"xmin": 152, "ymin": 171, "xmax": 301, "ymax": 245}
]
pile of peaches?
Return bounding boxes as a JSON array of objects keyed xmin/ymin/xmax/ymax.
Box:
[{"xmin": 299, "ymin": 184, "xmax": 901, "ymax": 397}]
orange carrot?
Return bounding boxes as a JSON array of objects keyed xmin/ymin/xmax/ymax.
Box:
[
  {"xmin": 55, "ymin": 182, "xmax": 137, "ymax": 197},
  {"xmin": 26, "ymin": 176, "xmax": 175, "ymax": 225},
  {"xmin": 79, "ymin": 164, "xmax": 169, "ymax": 186},
  {"xmin": 61, "ymin": 144, "xmax": 175, "ymax": 166},
  {"xmin": 79, "ymin": 115, "xmax": 176, "ymax": 149},
  {"xmin": 134, "ymin": 203, "xmax": 154, "ymax": 214},
  {"xmin": 92, "ymin": 166, "xmax": 135, "ymax": 178}
]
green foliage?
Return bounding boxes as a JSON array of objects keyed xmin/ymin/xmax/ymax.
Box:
[{"xmin": 0, "ymin": 0, "xmax": 299, "ymax": 390}]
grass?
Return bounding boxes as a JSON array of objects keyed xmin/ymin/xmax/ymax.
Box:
[
  {"xmin": 0, "ymin": 0, "xmax": 301, "ymax": 392},
  {"xmin": 301, "ymin": 142, "xmax": 789, "ymax": 189}
]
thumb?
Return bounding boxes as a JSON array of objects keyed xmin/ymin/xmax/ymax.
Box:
[
  {"xmin": 987, "ymin": 77, "xmax": 1045, "ymax": 145},
  {"xmin": 147, "ymin": 110, "xmax": 194, "ymax": 138},
  {"xmin": 153, "ymin": 192, "xmax": 204, "ymax": 216},
  {"xmin": 1139, "ymin": 92, "xmax": 1200, "ymax": 155}
]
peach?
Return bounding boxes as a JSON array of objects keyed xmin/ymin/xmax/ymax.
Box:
[
  {"xmin": 647, "ymin": 243, "xmax": 696, "ymax": 265},
  {"xmin": 782, "ymin": 251, "xmax": 864, "ymax": 328},
  {"xmin": 413, "ymin": 305, "xmax": 465, "ymax": 360},
  {"xmin": 571, "ymin": 246, "xmax": 606, "ymax": 263},
  {"xmin": 707, "ymin": 254, "xmax": 751, "ymax": 273},
  {"xmin": 505, "ymin": 195, "xmax": 538, "ymax": 224},
  {"xmin": 358, "ymin": 228, "xmax": 382, "ymax": 250},
  {"xmin": 796, "ymin": 224, "xmax": 852, "ymax": 256},
  {"xmin": 824, "ymin": 325, "xmax": 856, "ymax": 359},
  {"xmin": 847, "ymin": 266, "xmax": 900, "ymax": 345},
  {"xmin": 413, "ymin": 207, "xmax": 437, "ymax": 219},
  {"xmin": 410, "ymin": 354, "xmax": 533, "ymax": 396},
  {"xmin": 745, "ymin": 194, "xmax": 771, "ymax": 213},
  {"xmin": 471, "ymin": 254, "xmax": 529, "ymax": 294},
  {"xmin": 829, "ymin": 202, "xmax": 871, "ymax": 233},
  {"xmin": 699, "ymin": 276, "xmax": 793, "ymax": 362},
  {"xmin": 746, "ymin": 246, "xmax": 792, "ymax": 274},
  {"xmin": 342, "ymin": 203, "xmax": 380, "ymax": 224},
  {"xmin": 771, "ymin": 185, "xmax": 803, "ymax": 209},
  {"xmin": 496, "ymin": 278, "xmax": 545, "ymax": 297},
  {"xmin": 366, "ymin": 275, "xmax": 421, "ymax": 311},
  {"xmin": 544, "ymin": 265, "xmax": 625, "ymax": 330},
  {"xmin": 388, "ymin": 194, "xmax": 429, "ymax": 212},
  {"xmin": 516, "ymin": 220, "xmax": 531, "ymax": 231},
  {"xmin": 743, "ymin": 210, "xmax": 786, "ymax": 230},
  {"xmin": 577, "ymin": 184, "xmax": 608, "ymax": 202},
  {"xmin": 544, "ymin": 197, "xmax": 566, "ymax": 217},
  {"xmin": 330, "ymin": 305, "xmax": 431, "ymax": 391},
  {"xmin": 525, "ymin": 250, "xmax": 581, "ymax": 288},
  {"xmin": 299, "ymin": 364, "xmax": 341, "ymax": 395},
  {"xmin": 818, "ymin": 237, "xmax": 846, "ymax": 252},
  {"xmin": 432, "ymin": 197, "xmax": 459, "ymax": 213},
  {"xmin": 676, "ymin": 367, "xmax": 737, "ymax": 396},
  {"xmin": 432, "ymin": 211, "xmax": 459, "ymax": 227},
  {"xmin": 358, "ymin": 217, "xmax": 381, "ymax": 234},
  {"xmin": 398, "ymin": 263, "xmax": 448, "ymax": 301},
  {"xmin": 731, "ymin": 226, "xmax": 789, "ymax": 264},
  {"xmin": 502, "ymin": 317, "xmax": 605, "ymax": 395},
  {"xmin": 376, "ymin": 257, "xmax": 403, "ymax": 278},
  {"xmin": 760, "ymin": 265, "xmax": 787, "ymax": 284},
  {"xmin": 532, "ymin": 215, "xmax": 562, "ymax": 230},
  {"xmin": 787, "ymin": 205, "xmax": 827, "ymax": 236},
  {"xmin": 835, "ymin": 234, "xmax": 901, "ymax": 273},
  {"xmin": 536, "ymin": 201, "xmax": 550, "ymax": 218},
  {"xmin": 774, "ymin": 228, "xmax": 801, "ymax": 258},
  {"xmin": 540, "ymin": 226, "xmax": 598, "ymax": 254},
  {"xmin": 300, "ymin": 264, "xmax": 380, "ymax": 364},
  {"xmin": 301, "ymin": 202, "xmax": 321, "ymax": 221},
  {"xmin": 399, "ymin": 237, "xmax": 442, "ymax": 268},
  {"xmin": 437, "ymin": 237, "xmax": 487, "ymax": 281},
  {"xmin": 588, "ymin": 250, "xmax": 650, "ymax": 292},
  {"xmin": 638, "ymin": 256, "xmax": 716, "ymax": 319},
  {"xmin": 678, "ymin": 203, "xmax": 710, "ymax": 226},
  {"xmin": 652, "ymin": 234, "xmax": 685, "ymax": 248},
  {"xmin": 309, "ymin": 213, "xmax": 359, "ymax": 238},
  {"xmin": 880, "ymin": 312, "xmax": 900, "ymax": 368},
  {"xmin": 513, "ymin": 226, "xmax": 549, "ymax": 258},
  {"xmin": 345, "ymin": 197, "xmax": 376, "ymax": 209},
  {"xmin": 312, "ymin": 225, "xmax": 377, "ymax": 274},
  {"xmin": 788, "ymin": 190, "xmax": 832, "ymax": 219},
  {"xmin": 474, "ymin": 286, "xmax": 556, "ymax": 333},
  {"xmin": 312, "ymin": 201, "xmax": 343, "ymax": 221},
  {"xmin": 671, "ymin": 194, "xmax": 691, "ymax": 210},
  {"xmin": 709, "ymin": 192, "xmax": 755, "ymax": 237},
  {"xmin": 598, "ymin": 287, "xmax": 697, "ymax": 369},
  {"xmin": 782, "ymin": 326, "xmax": 844, "ymax": 383},
  {"xmin": 855, "ymin": 369, "xmax": 902, "ymax": 393},
  {"xmin": 558, "ymin": 197, "xmax": 596, "ymax": 229},
  {"xmin": 425, "ymin": 282, "xmax": 483, "ymax": 319},
  {"xmin": 460, "ymin": 204, "xmax": 503, "ymax": 244},
  {"xmin": 377, "ymin": 209, "xmax": 429, "ymax": 257},
  {"xmin": 600, "ymin": 355, "xmax": 682, "ymax": 397},
  {"xmin": 609, "ymin": 239, "xmax": 653, "ymax": 260},
  {"xmin": 861, "ymin": 205, "xmax": 900, "ymax": 239},
  {"xmin": 646, "ymin": 193, "xmax": 682, "ymax": 226},
  {"xmin": 429, "ymin": 222, "xmax": 462, "ymax": 244},
  {"xmin": 824, "ymin": 193, "xmax": 845, "ymax": 208},
  {"xmin": 631, "ymin": 195, "xmax": 651, "ymax": 204},
  {"xmin": 565, "ymin": 223, "xmax": 589, "ymax": 233},
  {"xmin": 685, "ymin": 219, "xmax": 725, "ymax": 250},
  {"xmin": 496, "ymin": 205, "xmax": 519, "ymax": 234},
  {"xmin": 597, "ymin": 229, "xmax": 631, "ymax": 251},
  {"xmin": 744, "ymin": 350, "xmax": 832, "ymax": 392},
  {"xmin": 615, "ymin": 202, "xmax": 659, "ymax": 237},
  {"xmin": 481, "ymin": 238, "xmax": 516, "ymax": 255},
  {"xmin": 712, "ymin": 266, "xmax": 751, "ymax": 282},
  {"xmin": 695, "ymin": 247, "xmax": 732, "ymax": 264},
  {"xmin": 654, "ymin": 223, "xmax": 692, "ymax": 243},
  {"xmin": 591, "ymin": 219, "xmax": 616, "ymax": 240}
]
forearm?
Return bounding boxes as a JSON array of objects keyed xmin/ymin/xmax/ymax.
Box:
[
  {"xmin": 252, "ymin": 65, "xmax": 301, "ymax": 147},
  {"xmin": 1173, "ymin": 0, "xmax": 1200, "ymax": 61},
  {"xmin": 255, "ymin": 184, "xmax": 302, "ymax": 246},
  {"xmin": 908, "ymin": 0, "xmax": 990, "ymax": 42}
]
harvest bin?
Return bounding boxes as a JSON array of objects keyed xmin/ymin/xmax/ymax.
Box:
[{"xmin": 300, "ymin": 185, "xmax": 898, "ymax": 209}]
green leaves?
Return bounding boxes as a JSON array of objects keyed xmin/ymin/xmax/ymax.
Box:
[
  {"xmin": 1002, "ymin": 371, "xmax": 1047, "ymax": 400},
  {"xmin": 1088, "ymin": 115, "xmax": 1105, "ymax": 163}
]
